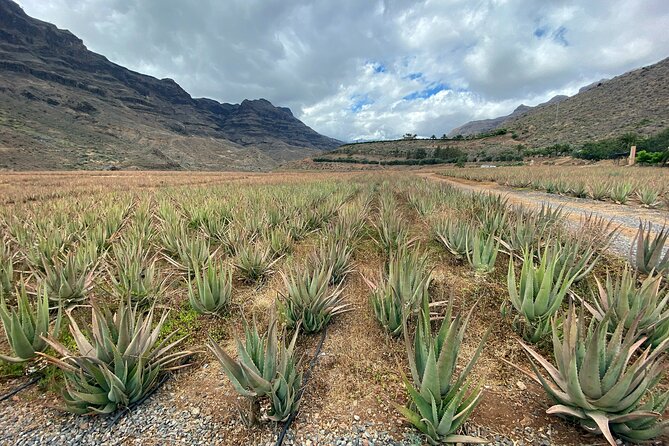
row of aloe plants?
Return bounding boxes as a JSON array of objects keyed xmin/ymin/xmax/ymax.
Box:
[
  {"xmin": 401, "ymin": 178, "xmax": 669, "ymax": 445},
  {"xmin": 0, "ymin": 178, "xmax": 371, "ymax": 419},
  {"xmin": 368, "ymin": 183, "xmax": 490, "ymax": 443},
  {"xmin": 438, "ymin": 166, "xmax": 669, "ymax": 208},
  {"xmin": 207, "ymin": 195, "xmax": 368, "ymax": 425}
]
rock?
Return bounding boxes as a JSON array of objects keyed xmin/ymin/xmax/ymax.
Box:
[{"xmin": 516, "ymin": 380, "xmax": 527, "ymax": 391}]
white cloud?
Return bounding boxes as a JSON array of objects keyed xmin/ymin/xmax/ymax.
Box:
[{"xmin": 14, "ymin": 0, "xmax": 669, "ymax": 141}]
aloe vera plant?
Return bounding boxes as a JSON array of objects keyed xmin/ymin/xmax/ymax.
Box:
[
  {"xmin": 434, "ymin": 218, "xmax": 472, "ymax": 259},
  {"xmin": 0, "ymin": 238, "xmax": 13, "ymax": 296},
  {"xmin": 636, "ymin": 186, "xmax": 661, "ymax": 208},
  {"xmin": 366, "ymin": 248, "xmax": 431, "ymax": 336},
  {"xmin": 39, "ymin": 300, "xmax": 192, "ymax": 414},
  {"xmin": 630, "ymin": 222, "xmax": 669, "ymax": 275},
  {"xmin": 367, "ymin": 275, "xmax": 403, "ymax": 336},
  {"xmin": 553, "ymin": 235, "xmax": 600, "ymax": 283},
  {"xmin": 579, "ymin": 213, "xmax": 620, "ymax": 252},
  {"xmin": 287, "ymin": 213, "xmax": 311, "ymax": 241},
  {"xmin": 315, "ymin": 237, "xmax": 354, "ymax": 285},
  {"xmin": 109, "ymin": 241, "xmax": 162, "ymax": 306},
  {"xmin": 278, "ymin": 264, "xmax": 348, "ymax": 333},
  {"xmin": 158, "ymin": 220, "xmax": 188, "ymax": 258},
  {"xmin": 188, "ymin": 261, "xmax": 232, "ymax": 315},
  {"xmin": 166, "ymin": 236, "xmax": 211, "ymax": 275},
  {"xmin": 499, "ymin": 213, "xmax": 546, "ymax": 258},
  {"xmin": 42, "ymin": 252, "xmax": 94, "ymax": 306},
  {"xmin": 220, "ymin": 223, "xmax": 252, "ymax": 256},
  {"xmin": 589, "ymin": 267, "xmax": 669, "ymax": 346},
  {"xmin": 589, "ymin": 181, "xmax": 610, "ymax": 201},
  {"xmin": 0, "ymin": 284, "xmax": 62, "ymax": 363},
  {"xmin": 208, "ymin": 315, "xmax": 302, "ymax": 424},
  {"xmin": 373, "ymin": 195, "xmax": 411, "ymax": 257},
  {"xmin": 465, "ymin": 231, "xmax": 498, "ymax": 274},
  {"xmin": 234, "ymin": 242, "xmax": 280, "ymax": 284},
  {"xmin": 519, "ymin": 305, "xmax": 669, "ymax": 445},
  {"xmin": 397, "ymin": 296, "xmax": 488, "ymax": 444},
  {"xmin": 477, "ymin": 206, "xmax": 509, "ymax": 237},
  {"xmin": 610, "ymin": 182, "xmax": 634, "ymax": 204},
  {"xmin": 506, "ymin": 247, "xmax": 574, "ymax": 343},
  {"xmin": 264, "ymin": 226, "xmax": 294, "ymax": 257}
]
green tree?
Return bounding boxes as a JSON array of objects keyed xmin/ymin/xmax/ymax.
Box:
[{"xmin": 414, "ymin": 148, "xmax": 427, "ymax": 159}]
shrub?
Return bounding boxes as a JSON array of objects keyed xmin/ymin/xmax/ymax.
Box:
[{"xmin": 636, "ymin": 150, "xmax": 665, "ymax": 164}]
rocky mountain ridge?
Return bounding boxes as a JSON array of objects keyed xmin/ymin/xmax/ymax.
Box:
[{"xmin": 0, "ymin": 0, "xmax": 340, "ymax": 170}]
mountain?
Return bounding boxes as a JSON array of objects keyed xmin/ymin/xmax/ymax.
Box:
[
  {"xmin": 448, "ymin": 95, "xmax": 568, "ymax": 137},
  {"xmin": 0, "ymin": 0, "xmax": 340, "ymax": 170},
  {"xmin": 449, "ymin": 56, "xmax": 669, "ymax": 147}
]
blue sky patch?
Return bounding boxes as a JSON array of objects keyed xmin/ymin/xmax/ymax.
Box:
[
  {"xmin": 407, "ymin": 72, "xmax": 423, "ymax": 80},
  {"xmin": 533, "ymin": 26, "xmax": 547, "ymax": 38},
  {"xmin": 403, "ymin": 82, "xmax": 449, "ymax": 100},
  {"xmin": 350, "ymin": 94, "xmax": 374, "ymax": 112},
  {"xmin": 373, "ymin": 63, "xmax": 386, "ymax": 73},
  {"xmin": 552, "ymin": 26, "xmax": 569, "ymax": 46}
]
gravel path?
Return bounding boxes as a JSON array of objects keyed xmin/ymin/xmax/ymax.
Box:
[
  {"xmin": 0, "ymin": 373, "xmax": 559, "ymax": 446},
  {"xmin": 420, "ymin": 173, "xmax": 669, "ymax": 259}
]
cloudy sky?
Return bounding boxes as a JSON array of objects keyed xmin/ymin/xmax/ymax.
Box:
[{"xmin": 14, "ymin": 0, "xmax": 669, "ymax": 141}]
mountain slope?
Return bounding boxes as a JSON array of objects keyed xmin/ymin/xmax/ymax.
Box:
[
  {"xmin": 449, "ymin": 57, "xmax": 669, "ymax": 147},
  {"xmin": 0, "ymin": 0, "xmax": 340, "ymax": 170},
  {"xmin": 448, "ymin": 95, "xmax": 567, "ymax": 137}
]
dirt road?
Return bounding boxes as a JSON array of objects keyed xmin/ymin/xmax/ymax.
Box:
[{"xmin": 418, "ymin": 172, "xmax": 669, "ymax": 258}]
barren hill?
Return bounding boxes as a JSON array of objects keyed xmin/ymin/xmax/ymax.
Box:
[
  {"xmin": 448, "ymin": 57, "xmax": 669, "ymax": 147},
  {"xmin": 448, "ymin": 95, "xmax": 567, "ymax": 138},
  {"xmin": 0, "ymin": 0, "xmax": 340, "ymax": 170}
]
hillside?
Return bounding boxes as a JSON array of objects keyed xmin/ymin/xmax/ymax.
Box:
[
  {"xmin": 450, "ymin": 57, "xmax": 669, "ymax": 147},
  {"xmin": 448, "ymin": 95, "xmax": 567, "ymax": 137},
  {"xmin": 0, "ymin": 0, "xmax": 340, "ymax": 170},
  {"xmin": 305, "ymin": 132, "xmax": 523, "ymax": 168}
]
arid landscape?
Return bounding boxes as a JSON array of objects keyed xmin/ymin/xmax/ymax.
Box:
[
  {"xmin": 2, "ymin": 1, "xmax": 669, "ymax": 445},
  {"xmin": 1, "ymin": 170, "xmax": 668, "ymax": 446}
]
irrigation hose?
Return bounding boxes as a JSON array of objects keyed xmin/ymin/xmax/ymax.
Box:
[
  {"xmin": 275, "ymin": 325, "xmax": 328, "ymax": 446},
  {"xmin": 0, "ymin": 374, "xmax": 41, "ymax": 403}
]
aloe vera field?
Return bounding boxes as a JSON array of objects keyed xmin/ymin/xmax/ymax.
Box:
[{"xmin": 1, "ymin": 170, "xmax": 668, "ymax": 446}]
